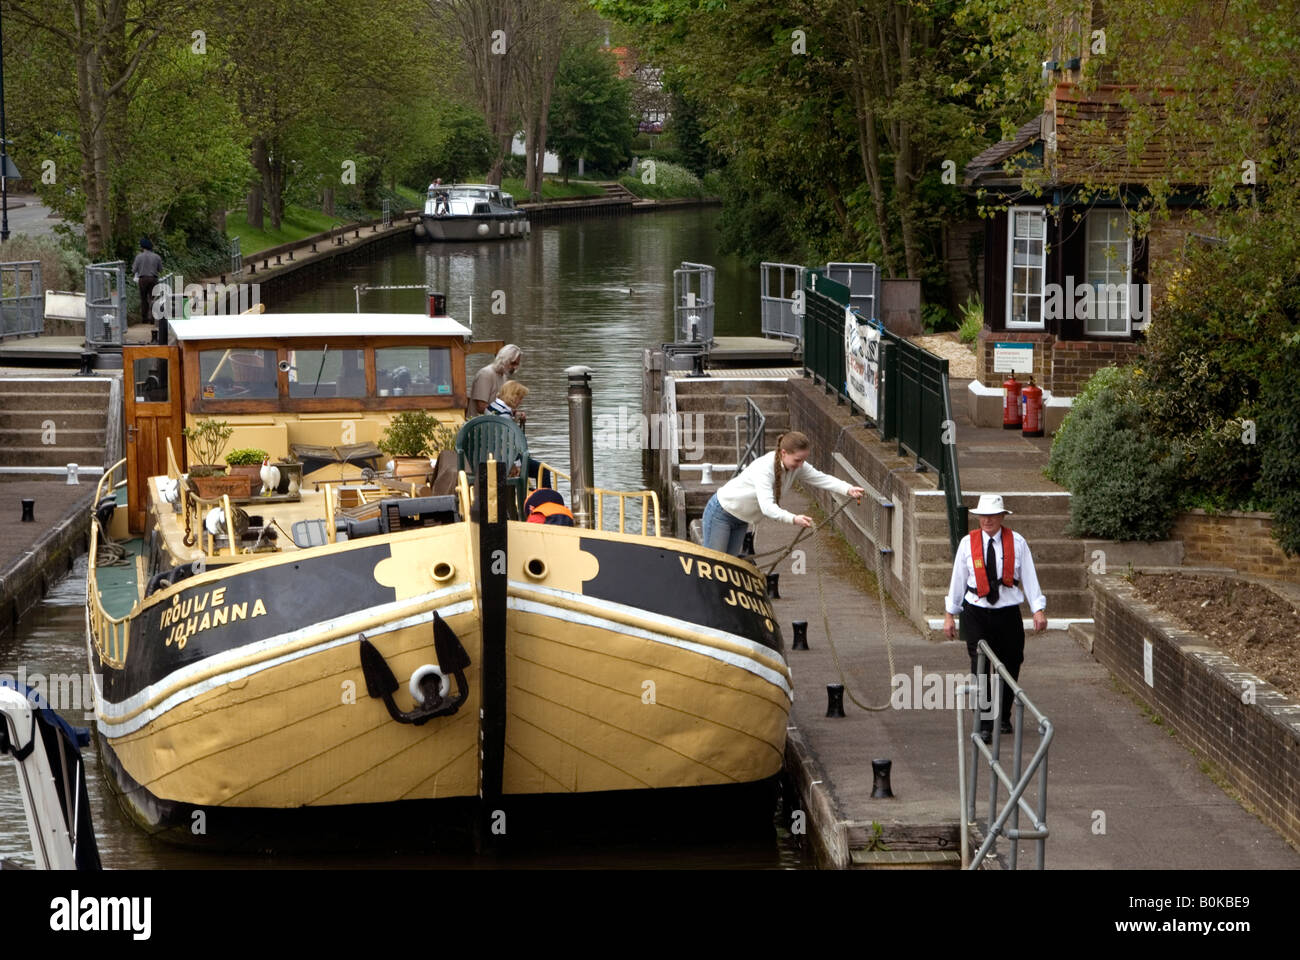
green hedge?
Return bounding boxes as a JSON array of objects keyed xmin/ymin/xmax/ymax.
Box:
[
  {"xmin": 1047, "ymin": 366, "xmax": 1181, "ymax": 541},
  {"xmin": 1258, "ymin": 340, "xmax": 1300, "ymax": 555}
]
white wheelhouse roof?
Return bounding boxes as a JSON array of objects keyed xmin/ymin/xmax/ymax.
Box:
[{"xmin": 170, "ymin": 313, "xmax": 473, "ymax": 341}]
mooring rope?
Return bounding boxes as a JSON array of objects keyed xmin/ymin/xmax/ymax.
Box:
[{"xmin": 95, "ymin": 517, "xmax": 129, "ymax": 567}]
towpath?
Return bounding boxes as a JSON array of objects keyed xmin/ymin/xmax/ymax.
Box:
[{"xmin": 761, "ymin": 487, "xmax": 1300, "ymax": 869}]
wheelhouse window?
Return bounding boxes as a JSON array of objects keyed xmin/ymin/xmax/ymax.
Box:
[
  {"xmin": 198, "ymin": 348, "xmax": 279, "ymax": 399},
  {"xmin": 375, "ymin": 347, "xmax": 453, "ymax": 397},
  {"xmin": 1006, "ymin": 207, "xmax": 1047, "ymax": 329},
  {"xmin": 287, "ymin": 347, "xmax": 367, "ymax": 398},
  {"xmin": 1085, "ymin": 209, "xmax": 1132, "ymax": 335}
]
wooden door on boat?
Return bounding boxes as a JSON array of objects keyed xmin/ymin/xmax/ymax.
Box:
[{"xmin": 123, "ymin": 345, "xmax": 183, "ymax": 533}]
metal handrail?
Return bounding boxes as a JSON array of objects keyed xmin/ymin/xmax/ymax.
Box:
[
  {"xmin": 959, "ymin": 639, "xmax": 1053, "ymax": 870},
  {"xmin": 733, "ymin": 396, "xmax": 765, "ymax": 470},
  {"xmin": 87, "ymin": 459, "xmax": 131, "ymax": 669},
  {"xmin": 524, "ymin": 461, "xmax": 661, "ymax": 536}
]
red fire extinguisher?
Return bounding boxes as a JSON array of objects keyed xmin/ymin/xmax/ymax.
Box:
[
  {"xmin": 1022, "ymin": 376, "xmax": 1043, "ymax": 438},
  {"xmin": 1003, "ymin": 374, "xmax": 1022, "ymax": 430}
]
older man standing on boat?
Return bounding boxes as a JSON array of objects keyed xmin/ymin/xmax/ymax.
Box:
[{"xmin": 467, "ymin": 344, "xmax": 522, "ymax": 418}]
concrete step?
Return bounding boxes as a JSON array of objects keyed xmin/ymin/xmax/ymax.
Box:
[
  {"xmin": 0, "ymin": 379, "xmax": 110, "ymax": 395},
  {"xmin": 0, "ymin": 445, "xmax": 107, "ymax": 468},
  {"xmin": 913, "ymin": 513, "xmax": 1076, "ymax": 541},
  {"xmin": 672, "ymin": 378, "xmax": 792, "ymax": 397},
  {"xmin": 2, "ymin": 427, "xmax": 105, "ymax": 446},
  {"xmin": 921, "ymin": 586, "xmax": 1093, "ymax": 619},
  {"xmin": 918, "ymin": 560, "xmax": 1087, "ymax": 592},
  {"xmin": 954, "ymin": 491, "xmax": 1071, "ymax": 516},
  {"xmin": 1068, "ymin": 620, "xmax": 1097, "ymax": 654},
  {"xmin": 849, "ymin": 849, "xmax": 961, "ymax": 870},
  {"xmin": 0, "ymin": 410, "xmax": 110, "ymax": 430},
  {"xmin": 914, "ymin": 536, "xmax": 1087, "ymax": 566},
  {"xmin": 0, "ymin": 390, "xmax": 111, "ymax": 412},
  {"xmin": 674, "ymin": 394, "xmax": 789, "ymax": 414},
  {"xmin": 678, "ymin": 411, "xmax": 791, "ymax": 431}
]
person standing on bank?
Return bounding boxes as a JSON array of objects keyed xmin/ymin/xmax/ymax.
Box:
[
  {"xmin": 131, "ymin": 237, "xmax": 163, "ymax": 344},
  {"xmin": 466, "ymin": 344, "xmax": 521, "ymax": 417},
  {"xmin": 943, "ymin": 494, "xmax": 1047, "ymax": 742},
  {"xmin": 701, "ymin": 431, "xmax": 863, "ymax": 557}
]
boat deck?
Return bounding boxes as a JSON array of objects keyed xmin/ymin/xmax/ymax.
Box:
[{"xmin": 95, "ymin": 537, "xmax": 147, "ymax": 619}]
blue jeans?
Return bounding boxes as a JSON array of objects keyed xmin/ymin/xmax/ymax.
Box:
[{"xmin": 701, "ymin": 494, "xmax": 748, "ymax": 556}]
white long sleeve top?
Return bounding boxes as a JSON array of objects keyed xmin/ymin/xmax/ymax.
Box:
[
  {"xmin": 945, "ymin": 526, "xmax": 1047, "ymax": 616},
  {"xmin": 715, "ymin": 451, "xmax": 853, "ymax": 525}
]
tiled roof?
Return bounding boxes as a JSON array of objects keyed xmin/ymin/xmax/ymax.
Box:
[{"xmin": 964, "ymin": 115, "xmax": 1044, "ymax": 185}]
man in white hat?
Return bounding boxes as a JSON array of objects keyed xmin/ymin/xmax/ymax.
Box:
[{"xmin": 943, "ymin": 494, "xmax": 1047, "ymax": 742}]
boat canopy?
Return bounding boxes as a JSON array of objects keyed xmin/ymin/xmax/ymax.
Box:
[{"xmin": 170, "ymin": 313, "xmax": 472, "ymax": 342}]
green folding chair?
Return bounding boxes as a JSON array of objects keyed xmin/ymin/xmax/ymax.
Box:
[{"xmin": 455, "ymin": 414, "xmax": 529, "ymax": 517}]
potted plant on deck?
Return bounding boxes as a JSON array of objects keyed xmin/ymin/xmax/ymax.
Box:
[
  {"xmin": 225, "ymin": 447, "xmax": 268, "ymax": 498},
  {"xmin": 378, "ymin": 410, "xmax": 457, "ymax": 481},
  {"xmin": 183, "ymin": 418, "xmax": 244, "ymax": 499}
]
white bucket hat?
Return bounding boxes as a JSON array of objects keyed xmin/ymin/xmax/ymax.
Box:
[{"xmin": 970, "ymin": 494, "xmax": 1012, "ymax": 516}]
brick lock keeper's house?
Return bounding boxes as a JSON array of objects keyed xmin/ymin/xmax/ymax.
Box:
[{"xmin": 960, "ymin": 30, "xmax": 1223, "ymax": 431}]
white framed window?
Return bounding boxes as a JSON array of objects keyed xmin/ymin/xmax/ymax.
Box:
[
  {"xmin": 1006, "ymin": 206, "xmax": 1047, "ymax": 329},
  {"xmin": 1085, "ymin": 209, "xmax": 1132, "ymax": 335}
]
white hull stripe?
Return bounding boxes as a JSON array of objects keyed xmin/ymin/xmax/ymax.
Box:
[
  {"xmin": 507, "ymin": 594, "xmax": 794, "ymax": 703},
  {"xmin": 507, "ymin": 580, "xmax": 790, "ymax": 676},
  {"xmin": 98, "ymin": 593, "xmax": 474, "ymax": 738}
]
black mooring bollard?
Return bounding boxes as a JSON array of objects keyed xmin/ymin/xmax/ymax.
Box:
[
  {"xmin": 826, "ymin": 683, "xmax": 845, "ymax": 718},
  {"xmin": 871, "ymin": 758, "xmax": 894, "ymax": 798},
  {"xmin": 742, "ymin": 530, "xmax": 755, "ymax": 556},
  {"xmin": 21, "ymin": 499, "xmax": 35, "ymax": 522},
  {"xmin": 792, "ymin": 620, "xmax": 808, "ymax": 650},
  {"xmin": 766, "ymin": 572, "xmax": 780, "ymax": 599}
]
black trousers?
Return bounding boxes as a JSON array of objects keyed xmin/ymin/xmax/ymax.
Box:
[
  {"xmin": 960, "ymin": 600, "xmax": 1025, "ymax": 726},
  {"xmin": 139, "ymin": 277, "xmax": 161, "ymax": 342}
]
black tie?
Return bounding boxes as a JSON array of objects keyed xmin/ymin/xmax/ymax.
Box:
[{"xmin": 986, "ymin": 535, "xmax": 999, "ymax": 605}]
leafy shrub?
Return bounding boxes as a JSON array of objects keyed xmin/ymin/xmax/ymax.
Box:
[
  {"xmin": 619, "ymin": 160, "xmax": 703, "ymax": 200},
  {"xmin": 1258, "ymin": 340, "xmax": 1300, "ymax": 555},
  {"xmin": 1047, "ymin": 366, "xmax": 1181, "ymax": 540},
  {"xmin": 225, "ymin": 448, "xmax": 268, "ymax": 466},
  {"xmin": 957, "ymin": 296, "xmax": 983, "ymax": 344},
  {"xmin": 922, "ymin": 302, "xmax": 956, "ymax": 334},
  {"xmin": 379, "ymin": 410, "xmax": 456, "ymax": 458},
  {"xmin": 0, "ymin": 234, "xmax": 88, "ymax": 291}
]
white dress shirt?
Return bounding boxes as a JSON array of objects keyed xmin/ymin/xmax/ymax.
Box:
[
  {"xmin": 945, "ymin": 526, "xmax": 1047, "ymax": 616},
  {"xmin": 715, "ymin": 451, "xmax": 853, "ymax": 525}
]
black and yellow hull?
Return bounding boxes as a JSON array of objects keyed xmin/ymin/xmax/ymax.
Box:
[{"xmin": 86, "ymin": 516, "xmax": 791, "ymax": 847}]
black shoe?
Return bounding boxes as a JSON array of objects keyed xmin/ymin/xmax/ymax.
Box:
[
  {"xmin": 1000, "ymin": 719, "xmax": 1014, "ymax": 735},
  {"xmin": 978, "ymin": 723, "xmax": 992, "ymax": 744}
]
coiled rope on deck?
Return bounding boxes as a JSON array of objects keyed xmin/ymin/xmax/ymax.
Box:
[{"xmin": 95, "ymin": 516, "xmax": 129, "ymax": 567}]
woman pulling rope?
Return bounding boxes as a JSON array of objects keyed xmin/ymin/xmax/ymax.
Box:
[{"xmin": 700, "ymin": 430, "xmax": 863, "ymax": 557}]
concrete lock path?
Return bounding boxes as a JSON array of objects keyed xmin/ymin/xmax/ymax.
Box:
[{"xmin": 759, "ymin": 488, "xmax": 1300, "ymax": 869}]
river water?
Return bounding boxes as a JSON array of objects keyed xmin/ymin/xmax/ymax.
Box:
[{"xmin": 0, "ymin": 207, "xmax": 809, "ymax": 868}]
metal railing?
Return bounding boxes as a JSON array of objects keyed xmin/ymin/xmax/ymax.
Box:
[
  {"xmin": 734, "ymin": 396, "xmax": 765, "ymax": 470},
  {"xmin": 534, "ymin": 460, "xmax": 662, "ymax": 536},
  {"xmin": 0, "ymin": 260, "xmax": 42, "ymax": 337},
  {"xmin": 958, "ymin": 640, "xmax": 1053, "ymax": 869},
  {"xmin": 759, "ymin": 261, "xmax": 804, "ymax": 341},
  {"xmin": 673, "ymin": 261, "xmax": 715, "ymax": 344},
  {"xmin": 88, "ymin": 459, "xmax": 131, "ymax": 669},
  {"xmin": 803, "ymin": 271, "xmax": 967, "ymax": 557},
  {"xmin": 825, "ymin": 261, "xmax": 881, "ymax": 322},
  {"xmin": 230, "ymin": 237, "xmax": 243, "ymax": 276},
  {"xmin": 84, "ymin": 261, "xmax": 127, "ymax": 350}
]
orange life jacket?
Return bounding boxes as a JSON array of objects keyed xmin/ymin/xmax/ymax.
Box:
[
  {"xmin": 527, "ymin": 501, "xmax": 574, "ymax": 525},
  {"xmin": 970, "ymin": 527, "xmax": 1015, "ymax": 598}
]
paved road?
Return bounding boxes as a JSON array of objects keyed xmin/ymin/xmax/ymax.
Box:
[{"xmin": 1, "ymin": 193, "xmax": 75, "ymax": 240}]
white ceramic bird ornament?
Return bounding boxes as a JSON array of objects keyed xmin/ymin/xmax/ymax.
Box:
[{"xmin": 259, "ymin": 456, "xmax": 281, "ymax": 496}]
